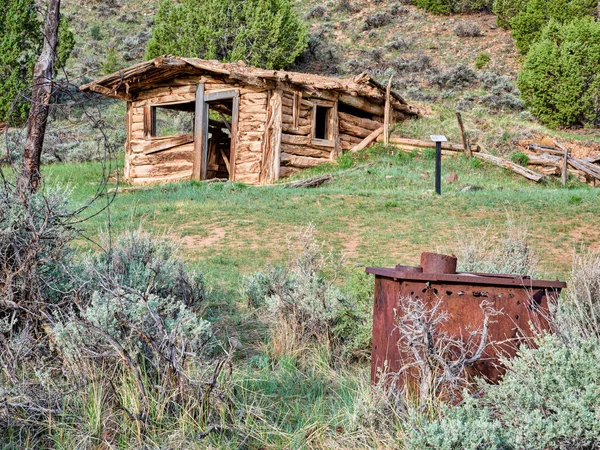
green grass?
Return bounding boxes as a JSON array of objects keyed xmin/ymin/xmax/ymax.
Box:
[{"xmin": 43, "ymin": 144, "xmax": 599, "ymax": 290}]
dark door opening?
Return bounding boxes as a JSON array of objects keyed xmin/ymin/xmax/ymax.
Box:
[{"xmin": 206, "ymin": 99, "xmax": 233, "ymax": 180}]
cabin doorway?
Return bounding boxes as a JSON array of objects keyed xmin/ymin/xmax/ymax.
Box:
[{"xmin": 193, "ymin": 86, "xmax": 239, "ymax": 181}]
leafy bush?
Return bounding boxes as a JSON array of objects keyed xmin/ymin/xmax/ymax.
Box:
[
  {"xmin": 243, "ymin": 225, "xmax": 370, "ymax": 360},
  {"xmin": 455, "ymin": 217, "xmax": 538, "ymax": 276},
  {"xmin": 488, "ymin": 336, "xmax": 600, "ymax": 449},
  {"xmin": 404, "ymin": 335, "xmax": 600, "ymax": 450},
  {"xmin": 413, "ymin": 0, "xmax": 493, "ymax": 14},
  {"xmin": 510, "ymin": 151, "xmax": 529, "ymax": 165},
  {"xmin": 494, "ymin": 0, "xmax": 597, "ymax": 53},
  {"xmin": 454, "ymin": 21, "xmax": 483, "ymax": 37},
  {"xmin": 146, "ymin": 0, "xmax": 308, "ymax": 70},
  {"xmin": 429, "ymin": 64, "xmax": 478, "ymax": 89},
  {"xmin": 0, "ymin": 2, "xmax": 74, "ymax": 124},
  {"xmin": 554, "ymin": 250, "xmax": 600, "ymax": 341},
  {"xmin": 402, "ymin": 397, "xmax": 509, "ymax": 449},
  {"xmin": 363, "ymin": 12, "xmax": 392, "ymax": 30},
  {"xmin": 474, "ymin": 51, "xmax": 490, "ymax": 69},
  {"xmin": 517, "ymin": 18, "xmax": 600, "ymax": 128}
]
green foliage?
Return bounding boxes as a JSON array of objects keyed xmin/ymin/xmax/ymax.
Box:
[
  {"xmin": 488, "ymin": 336, "xmax": 600, "ymax": 449},
  {"xmin": 474, "ymin": 51, "xmax": 490, "ymax": 69},
  {"xmin": 510, "ymin": 150, "xmax": 528, "ymax": 165},
  {"xmin": 0, "ymin": 1, "xmax": 74, "ymax": 124},
  {"xmin": 145, "ymin": 0, "xmax": 308, "ymax": 70},
  {"xmin": 402, "ymin": 397, "xmax": 510, "ymax": 449},
  {"xmin": 57, "ymin": 17, "xmax": 75, "ymax": 68},
  {"xmin": 493, "ymin": 0, "xmax": 596, "ymax": 53},
  {"xmin": 243, "ymin": 226, "xmax": 371, "ymax": 360},
  {"xmin": 101, "ymin": 47, "xmax": 119, "ymax": 75},
  {"xmin": 0, "ymin": 0, "xmax": 39, "ymax": 124},
  {"xmin": 517, "ymin": 18, "xmax": 600, "ymax": 128},
  {"xmin": 404, "ymin": 336, "xmax": 600, "ymax": 450},
  {"xmin": 414, "ymin": 0, "xmax": 493, "ymax": 14},
  {"xmin": 89, "ymin": 23, "xmax": 102, "ymax": 41}
]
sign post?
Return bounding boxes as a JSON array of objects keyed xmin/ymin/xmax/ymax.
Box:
[{"xmin": 430, "ymin": 135, "xmax": 447, "ymax": 195}]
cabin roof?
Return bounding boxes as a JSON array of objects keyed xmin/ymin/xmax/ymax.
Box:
[{"xmin": 80, "ymin": 56, "xmax": 418, "ymax": 115}]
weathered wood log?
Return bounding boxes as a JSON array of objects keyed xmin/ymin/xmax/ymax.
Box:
[
  {"xmin": 567, "ymin": 157, "xmax": 600, "ymax": 180},
  {"xmin": 527, "ymin": 144, "xmax": 565, "ymax": 156},
  {"xmin": 351, "ymin": 127, "xmax": 383, "ymax": 153},
  {"xmin": 339, "ymin": 121, "xmax": 372, "ymax": 139},
  {"xmin": 281, "ymin": 133, "xmax": 311, "ymax": 146},
  {"xmin": 130, "ymin": 144, "xmax": 194, "ymax": 166},
  {"xmin": 281, "ymin": 143, "xmax": 331, "ymax": 158},
  {"xmin": 384, "ymin": 75, "xmax": 393, "ymax": 145},
  {"xmin": 455, "ymin": 111, "xmax": 471, "ymax": 158},
  {"xmin": 282, "ymin": 123, "xmax": 312, "ymax": 135},
  {"xmin": 130, "ymin": 134, "xmax": 194, "ymax": 155},
  {"xmin": 525, "ymin": 154, "xmax": 562, "ymax": 166},
  {"xmin": 473, "ymin": 152, "xmax": 544, "ymax": 182},
  {"xmin": 384, "ymin": 136, "xmax": 477, "ymax": 152},
  {"xmin": 283, "ymin": 174, "xmax": 332, "ymax": 188},
  {"xmin": 338, "ymin": 112, "xmax": 381, "ymax": 132},
  {"xmin": 259, "ymin": 89, "xmax": 282, "ymax": 184},
  {"xmin": 280, "ymin": 152, "xmax": 327, "ymax": 168}
]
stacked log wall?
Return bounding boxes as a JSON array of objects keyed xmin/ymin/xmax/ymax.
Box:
[{"xmin": 126, "ymin": 77, "xmax": 268, "ymax": 184}]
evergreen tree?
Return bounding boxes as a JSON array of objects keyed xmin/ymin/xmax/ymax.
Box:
[
  {"xmin": 0, "ymin": 0, "xmax": 74, "ymax": 125},
  {"xmin": 146, "ymin": 0, "xmax": 308, "ymax": 70},
  {"xmin": 0, "ymin": 0, "xmax": 40, "ymax": 124},
  {"xmin": 517, "ymin": 18, "xmax": 600, "ymax": 128}
]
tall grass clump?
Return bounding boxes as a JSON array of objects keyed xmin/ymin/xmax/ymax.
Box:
[
  {"xmin": 0, "ymin": 187, "xmax": 231, "ymax": 447},
  {"xmin": 243, "ymin": 224, "xmax": 371, "ymax": 363},
  {"xmin": 454, "ymin": 217, "xmax": 538, "ymax": 276}
]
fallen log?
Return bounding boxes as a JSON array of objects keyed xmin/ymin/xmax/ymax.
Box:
[
  {"xmin": 567, "ymin": 158, "xmax": 600, "ymax": 181},
  {"xmin": 382, "ymin": 136, "xmax": 479, "ymax": 153},
  {"xmin": 351, "ymin": 127, "xmax": 383, "ymax": 153},
  {"xmin": 473, "ymin": 152, "xmax": 544, "ymax": 182},
  {"xmin": 283, "ymin": 174, "xmax": 332, "ymax": 188}
]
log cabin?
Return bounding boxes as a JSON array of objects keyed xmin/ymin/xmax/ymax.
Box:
[{"xmin": 80, "ymin": 56, "xmax": 418, "ymax": 185}]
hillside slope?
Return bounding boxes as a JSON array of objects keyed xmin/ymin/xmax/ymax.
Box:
[{"xmin": 59, "ymin": 0, "xmax": 598, "ymax": 164}]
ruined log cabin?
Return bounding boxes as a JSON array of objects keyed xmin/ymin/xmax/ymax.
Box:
[{"xmin": 80, "ymin": 56, "xmax": 419, "ymax": 185}]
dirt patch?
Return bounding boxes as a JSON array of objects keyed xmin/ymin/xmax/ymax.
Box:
[
  {"xmin": 179, "ymin": 226, "xmax": 226, "ymax": 249},
  {"xmin": 342, "ymin": 234, "xmax": 361, "ymax": 259}
]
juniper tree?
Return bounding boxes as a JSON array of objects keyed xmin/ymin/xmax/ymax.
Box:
[{"xmin": 145, "ymin": 0, "xmax": 308, "ymax": 70}]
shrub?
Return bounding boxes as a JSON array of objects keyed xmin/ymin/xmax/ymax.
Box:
[
  {"xmin": 414, "ymin": 0, "xmax": 493, "ymax": 14},
  {"xmin": 455, "ymin": 217, "xmax": 538, "ymax": 276},
  {"xmin": 510, "ymin": 150, "xmax": 529, "ymax": 165},
  {"xmin": 429, "ymin": 64, "xmax": 478, "ymax": 89},
  {"xmin": 89, "ymin": 23, "xmax": 102, "ymax": 40},
  {"xmin": 363, "ymin": 11, "xmax": 392, "ymax": 30},
  {"xmin": 488, "ymin": 335, "xmax": 600, "ymax": 449},
  {"xmin": 517, "ymin": 18, "xmax": 600, "ymax": 128},
  {"xmin": 392, "ymin": 53, "xmax": 432, "ymax": 73},
  {"xmin": 404, "ymin": 335, "xmax": 600, "ymax": 450},
  {"xmin": 305, "ymin": 5, "xmax": 327, "ymax": 19},
  {"xmin": 474, "ymin": 51, "xmax": 490, "ymax": 68},
  {"xmin": 554, "ymin": 250, "xmax": 600, "ymax": 341},
  {"xmin": 402, "ymin": 397, "xmax": 509, "ymax": 449},
  {"xmin": 243, "ymin": 225, "xmax": 370, "ymax": 361},
  {"xmin": 146, "ymin": 0, "xmax": 308, "ymax": 70},
  {"xmin": 387, "ymin": 34, "xmax": 412, "ymax": 51},
  {"xmin": 454, "ymin": 21, "xmax": 483, "ymax": 37},
  {"xmin": 496, "ymin": 0, "xmax": 597, "ymax": 53}
]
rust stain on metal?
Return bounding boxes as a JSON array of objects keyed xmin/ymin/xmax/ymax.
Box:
[{"xmin": 367, "ymin": 252, "xmax": 566, "ymax": 388}]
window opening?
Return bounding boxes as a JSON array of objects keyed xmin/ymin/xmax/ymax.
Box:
[
  {"xmin": 314, "ymin": 105, "xmax": 330, "ymax": 140},
  {"xmin": 151, "ymin": 102, "xmax": 194, "ymax": 137}
]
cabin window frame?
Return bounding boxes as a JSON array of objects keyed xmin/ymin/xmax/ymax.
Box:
[
  {"xmin": 311, "ymin": 99, "xmax": 337, "ymax": 148},
  {"xmin": 145, "ymin": 100, "xmax": 196, "ymax": 139}
]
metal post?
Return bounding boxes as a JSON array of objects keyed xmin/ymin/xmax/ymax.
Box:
[
  {"xmin": 430, "ymin": 135, "xmax": 446, "ymax": 195},
  {"xmin": 435, "ymin": 141, "xmax": 442, "ymax": 195}
]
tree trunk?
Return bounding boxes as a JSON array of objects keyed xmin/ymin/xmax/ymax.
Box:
[{"xmin": 19, "ymin": 0, "xmax": 61, "ymax": 193}]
